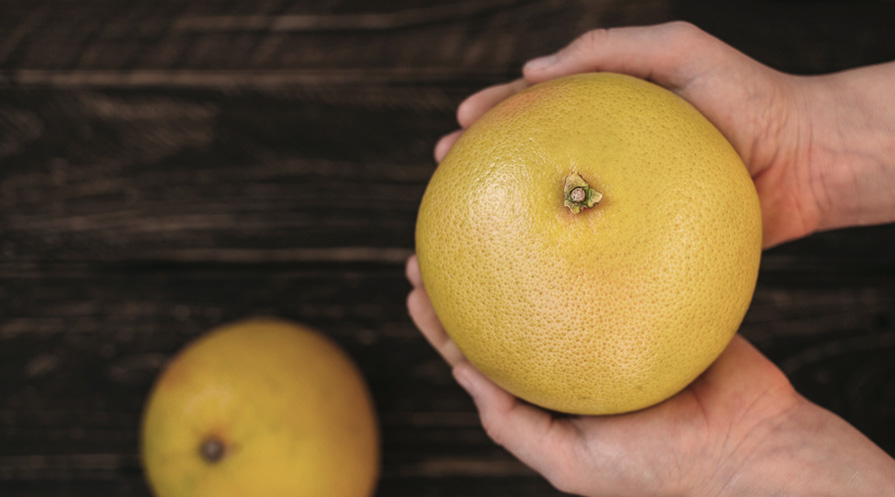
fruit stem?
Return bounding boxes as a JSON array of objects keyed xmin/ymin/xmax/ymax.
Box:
[
  {"xmin": 200, "ymin": 435, "xmax": 226, "ymax": 463},
  {"xmin": 563, "ymin": 172, "xmax": 602, "ymax": 213}
]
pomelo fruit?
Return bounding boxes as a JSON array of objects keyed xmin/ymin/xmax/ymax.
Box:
[
  {"xmin": 415, "ymin": 72, "xmax": 762, "ymax": 415},
  {"xmin": 140, "ymin": 318, "xmax": 379, "ymax": 497}
]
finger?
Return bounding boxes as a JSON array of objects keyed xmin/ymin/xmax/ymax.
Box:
[
  {"xmin": 457, "ymin": 78, "xmax": 530, "ymax": 129},
  {"xmin": 434, "ymin": 129, "xmax": 463, "ymax": 163},
  {"xmin": 523, "ymin": 22, "xmax": 727, "ymax": 91},
  {"xmin": 407, "ymin": 286, "xmax": 465, "ymax": 366},
  {"xmin": 405, "ymin": 255, "xmax": 422, "ymax": 288},
  {"xmin": 453, "ymin": 362, "xmax": 580, "ymax": 483}
]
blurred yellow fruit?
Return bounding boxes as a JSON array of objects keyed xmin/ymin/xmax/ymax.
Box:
[{"xmin": 141, "ymin": 319, "xmax": 379, "ymax": 497}]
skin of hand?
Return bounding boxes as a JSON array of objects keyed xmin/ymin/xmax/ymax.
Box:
[{"xmin": 414, "ymin": 21, "xmax": 895, "ymax": 496}]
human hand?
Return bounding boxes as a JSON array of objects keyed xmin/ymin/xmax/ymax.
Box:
[
  {"xmin": 436, "ymin": 22, "xmax": 895, "ymax": 248},
  {"xmin": 407, "ymin": 256, "xmax": 895, "ymax": 496}
]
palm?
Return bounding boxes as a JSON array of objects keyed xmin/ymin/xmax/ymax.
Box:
[{"xmin": 553, "ymin": 336, "xmax": 796, "ymax": 495}]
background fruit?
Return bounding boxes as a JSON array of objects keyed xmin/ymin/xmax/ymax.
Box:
[
  {"xmin": 141, "ymin": 319, "xmax": 379, "ymax": 497},
  {"xmin": 416, "ymin": 72, "xmax": 762, "ymax": 415}
]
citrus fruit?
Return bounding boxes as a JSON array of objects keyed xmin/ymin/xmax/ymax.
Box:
[
  {"xmin": 140, "ymin": 319, "xmax": 379, "ymax": 497},
  {"xmin": 415, "ymin": 72, "xmax": 762, "ymax": 415}
]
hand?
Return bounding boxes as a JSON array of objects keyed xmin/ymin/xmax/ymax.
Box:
[
  {"xmin": 407, "ymin": 256, "xmax": 895, "ymax": 496},
  {"xmin": 435, "ymin": 22, "xmax": 895, "ymax": 248}
]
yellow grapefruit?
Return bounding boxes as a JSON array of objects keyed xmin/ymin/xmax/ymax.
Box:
[
  {"xmin": 141, "ymin": 319, "xmax": 379, "ymax": 497},
  {"xmin": 415, "ymin": 73, "xmax": 762, "ymax": 415}
]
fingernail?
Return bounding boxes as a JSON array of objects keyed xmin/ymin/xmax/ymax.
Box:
[{"xmin": 524, "ymin": 54, "xmax": 557, "ymax": 71}]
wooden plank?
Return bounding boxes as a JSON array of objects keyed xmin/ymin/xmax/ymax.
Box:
[
  {"xmin": 0, "ymin": 0, "xmax": 674, "ymax": 81},
  {"xmin": 0, "ymin": 86, "xmax": 452, "ymax": 265},
  {"xmin": 677, "ymin": 0, "xmax": 895, "ymax": 73},
  {"xmin": 3, "ymin": 1, "xmax": 894, "ymax": 86}
]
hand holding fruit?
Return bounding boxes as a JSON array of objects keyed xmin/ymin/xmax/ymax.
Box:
[
  {"xmin": 413, "ymin": 21, "xmax": 895, "ymax": 496},
  {"xmin": 408, "ymin": 257, "xmax": 895, "ymax": 496},
  {"xmin": 437, "ymin": 21, "xmax": 895, "ymax": 248}
]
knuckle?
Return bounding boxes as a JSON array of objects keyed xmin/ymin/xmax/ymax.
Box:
[
  {"xmin": 664, "ymin": 20, "xmax": 704, "ymax": 42},
  {"xmin": 479, "ymin": 412, "xmax": 506, "ymax": 447},
  {"xmin": 455, "ymin": 99, "xmax": 472, "ymax": 127},
  {"xmin": 575, "ymin": 28, "xmax": 611, "ymax": 52}
]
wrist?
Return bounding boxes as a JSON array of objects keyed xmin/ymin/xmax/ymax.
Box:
[
  {"xmin": 709, "ymin": 396, "xmax": 895, "ymax": 496},
  {"xmin": 801, "ymin": 62, "xmax": 895, "ymax": 233}
]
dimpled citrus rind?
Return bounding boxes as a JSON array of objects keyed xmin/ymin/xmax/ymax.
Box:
[{"xmin": 415, "ymin": 72, "xmax": 762, "ymax": 415}]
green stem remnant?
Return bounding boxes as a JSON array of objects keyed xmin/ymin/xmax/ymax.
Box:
[{"xmin": 563, "ymin": 172, "xmax": 602, "ymax": 214}]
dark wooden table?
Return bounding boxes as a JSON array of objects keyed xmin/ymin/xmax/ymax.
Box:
[{"xmin": 2, "ymin": 1, "xmax": 895, "ymax": 495}]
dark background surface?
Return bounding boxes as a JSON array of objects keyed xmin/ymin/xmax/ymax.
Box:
[{"xmin": 2, "ymin": 1, "xmax": 895, "ymax": 495}]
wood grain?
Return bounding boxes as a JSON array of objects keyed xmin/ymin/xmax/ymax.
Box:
[{"xmin": 2, "ymin": 0, "xmax": 895, "ymax": 495}]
